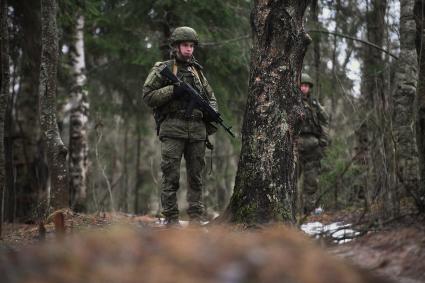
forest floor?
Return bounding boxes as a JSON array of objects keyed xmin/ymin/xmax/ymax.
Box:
[
  {"xmin": 0, "ymin": 210, "xmax": 424, "ymax": 283},
  {"xmin": 307, "ymin": 210, "xmax": 425, "ymax": 283}
]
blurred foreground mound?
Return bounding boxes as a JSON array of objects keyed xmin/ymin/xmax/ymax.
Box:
[{"xmin": 0, "ymin": 225, "xmax": 390, "ymax": 283}]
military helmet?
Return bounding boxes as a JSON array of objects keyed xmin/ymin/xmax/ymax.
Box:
[
  {"xmin": 170, "ymin": 26, "xmax": 199, "ymax": 46},
  {"xmin": 301, "ymin": 73, "xmax": 314, "ymax": 87}
]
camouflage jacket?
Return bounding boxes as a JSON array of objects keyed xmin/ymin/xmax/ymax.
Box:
[
  {"xmin": 143, "ymin": 59, "xmax": 218, "ymax": 141},
  {"xmin": 300, "ymin": 95, "xmax": 329, "ymax": 150}
]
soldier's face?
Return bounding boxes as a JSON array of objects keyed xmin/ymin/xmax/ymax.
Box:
[
  {"xmin": 178, "ymin": 41, "xmax": 195, "ymax": 60},
  {"xmin": 300, "ymin": 83, "xmax": 310, "ymax": 95}
]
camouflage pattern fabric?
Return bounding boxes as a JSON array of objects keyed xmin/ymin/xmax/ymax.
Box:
[
  {"xmin": 298, "ymin": 95, "xmax": 329, "ymax": 214},
  {"xmin": 143, "ymin": 59, "xmax": 217, "ymax": 140},
  {"xmin": 160, "ymin": 138, "xmax": 206, "ymax": 220},
  {"xmin": 143, "ymin": 58, "xmax": 217, "ymax": 221}
]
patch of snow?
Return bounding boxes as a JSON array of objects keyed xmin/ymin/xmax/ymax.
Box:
[
  {"xmin": 301, "ymin": 221, "xmax": 360, "ymax": 244},
  {"xmin": 301, "ymin": 221, "xmax": 324, "ymax": 236}
]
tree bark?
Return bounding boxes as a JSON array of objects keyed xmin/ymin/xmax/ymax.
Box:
[
  {"xmin": 391, "ymin": 0, "xmax": 420, "ymax": 214},
  {"xmin": 224, "ymin": 0, "xmax": 310, "ymax": 224},
  {"xmin": 0, "ymin": 0, "xmax": 11, "ymax": 235},
  {"xmin": 69, "ymin": 13, "xmax": 89, "ymax": 212},
  {"xmin": 39, "ymin": 0, "xmax": 68, "ymax": 211},
  {"xmin": 414, "ymin": 0, "xmax": 425, "ymax": 211}
]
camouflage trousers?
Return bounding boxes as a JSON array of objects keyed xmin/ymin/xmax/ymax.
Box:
[
  {"xmin": 160, "ymin": 137, "xmax": 206, "ymax": 220},
  {"xmin": 297, "ymin": 147, "xmax": 324, "ymax": 215}
]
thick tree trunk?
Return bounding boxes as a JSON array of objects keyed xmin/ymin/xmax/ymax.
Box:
[
  {"xmin": 69, "ymin": 14, "xmax": 89, "ymax": 212},
  {"xmin": 224, "ymin": 0, "xmax": 310, "ymax": 224},
  {"xmin": 39, "ymin": 0, "xmax": 68, "ymax": 211},
  {"xmin": 414, "ymin": 0, "xmax": 425, "ymax": 211},
  {"xmin": 392, "ymin": 0, "xmax": 420, "ymax": 214},
  {"xmin": 0, "ymin": 0, "xmax": 11, "ymax": 235}
]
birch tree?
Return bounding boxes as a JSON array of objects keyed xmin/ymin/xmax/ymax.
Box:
[
  {"xmin": 39, "ymin": 0, "xmax": 68, "ymax": 211},
  {"xmin": 68, "ymin": 13, "xmax": 89, "ymax": 212}
]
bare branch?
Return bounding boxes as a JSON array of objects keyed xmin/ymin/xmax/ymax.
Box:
[{"xmin": 307, "ymin": 29, "xmax": 398, "ymax": 59}]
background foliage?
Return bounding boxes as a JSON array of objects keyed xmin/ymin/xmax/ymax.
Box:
[{"xmin": 4, "ymin": 0, "xmax": 418, "ymax": 220}]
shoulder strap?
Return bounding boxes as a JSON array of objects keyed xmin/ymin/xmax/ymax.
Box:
[
  {"xmin": 172, "ymin": 59, "xmax": 178, "ymax": 75},
  {"xmin": 189, "ymin": 66, "xmax": 211, "ymax": 99},
  {"xmin": 189, "ymin": 66, "xmax": 202, "ymax": 83}
]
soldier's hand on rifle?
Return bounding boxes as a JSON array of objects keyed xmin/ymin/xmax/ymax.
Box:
[{"xmin": 173, "ymin": 83, "xmax": 188, "ymax": 100}]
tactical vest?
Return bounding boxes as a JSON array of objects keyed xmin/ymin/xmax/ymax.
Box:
[
  {"xmin": 160, "ymin": 59, "xmax": 209, "ymax": 115},
  {"xmin": 300, "ymin": 96, "xmax": 322, "ymax": 137}
]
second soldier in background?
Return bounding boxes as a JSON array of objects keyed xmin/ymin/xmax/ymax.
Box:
[{"xmin": 298, "ymin": 73, "xmax": 329, "ymax": 216}]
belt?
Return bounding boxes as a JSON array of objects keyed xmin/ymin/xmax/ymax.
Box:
[{"xmin": 168, "ymin": 111, "xmax": 203, "ymax": 121}]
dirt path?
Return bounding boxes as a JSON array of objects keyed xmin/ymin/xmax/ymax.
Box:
[{"xmin": 328, "ymin": 227, "xmax": 425, "ymax": 283}]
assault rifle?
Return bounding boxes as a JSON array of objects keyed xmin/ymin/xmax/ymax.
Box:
[{"xmin": 159, "ymin": 65, "xmax": 235, "ymax": 138}]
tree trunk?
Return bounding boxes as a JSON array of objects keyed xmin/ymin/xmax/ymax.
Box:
[
  {"xmin": 224, "ymin": 0, "xmax": 310, "ymax": 224},
  {"xmin": 10, "ymin": 0, "xmax": 46, "ymax": 222},
  {"xmin": 121, "ymin": 122, "xmax": 129, "ymax": 212},
  {"xmin": 0, "ymin": 0, "xmax": 11, "ymax": 235},
  {"xmin": 134, "ymin": 119, "xmax": 142, "ymax": 214},
  {"xmin": 69, "ymin": 13, "xmax": 89, "ymax": 212},
  {"xmin": 357, "ymin": 0, "xmax": 389, "ymax": 215},
  {"xmin": 39, "ymin": 0, "xmax": 68, "ymax": 212},
  {"xmin": 330, "ymin": 0, "xmax": 341, "ymax": 209},
  {"xmin": 310, "ymin": 0, "xmax": 321, "ymax": 100},
  {"xmin": 330, "ymin": 0, "xmax": 340, "ymax": 125},
  {"xmin": 391, "ymin": 0, "xmax": 420, "ymax": 214},
  {"xmin": 414, "ymin": 0, "xmax": 425, "ymax": 211},
  {"xmin": 4, "ymin": 48, "xmax": 15, "ymax": 224}
]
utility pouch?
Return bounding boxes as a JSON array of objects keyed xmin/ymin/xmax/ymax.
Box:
[{"xmin": 205, "ymin": 121, "xmax": 218, "ymax": 136}]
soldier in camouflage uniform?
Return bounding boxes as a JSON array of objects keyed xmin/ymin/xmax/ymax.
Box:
[
  {"xmin": 143, "ymin": 27, "xmax": 218, "ymax": 226},
  {"xmin": 298, "ymin": 73, "xmax": 329, "ymax": 215}
]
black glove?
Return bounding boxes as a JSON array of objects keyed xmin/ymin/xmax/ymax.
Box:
[{"xmin": 173, "ymin": 84, "xmax": 188, "ymax": 99}]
